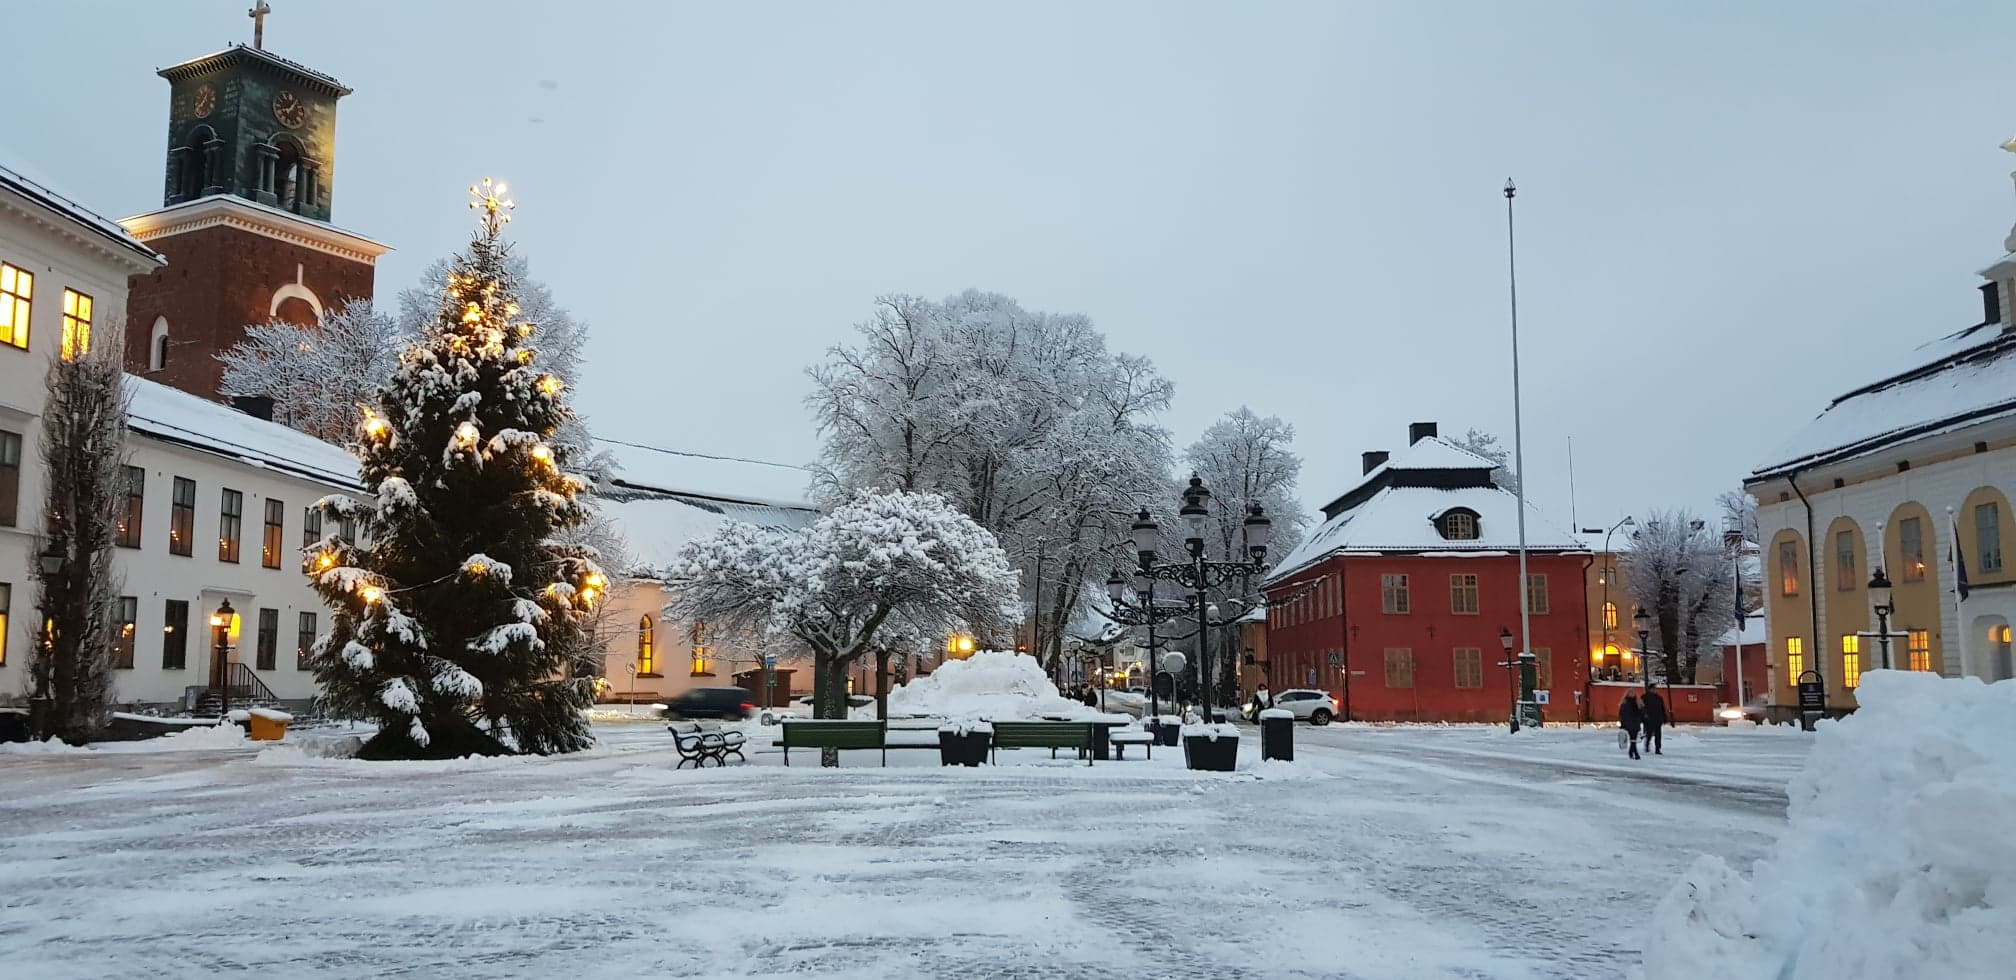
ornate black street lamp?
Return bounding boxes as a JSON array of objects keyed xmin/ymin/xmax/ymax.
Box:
[
  {"xmin": 1633, "ymin": 606, "xmax": 1651, "ymax": 683},
  {"xmin": 211, "ymin": 598, "xmax": 235, "ymax": 717},
  {"xmin": 1868, "ymin": 567, "xmax": 1895, "ymax": 670},
  {"xmin": 1498, "ymin": 627, "xmax": 1519, "ymax": 733},
  {"xmin": 1104, "ymin": 475, "xmax": 1272, "ymax": 724}
]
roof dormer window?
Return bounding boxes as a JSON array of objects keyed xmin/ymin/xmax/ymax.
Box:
[{"xmin": 1437, "ymin": 509, "xmax": 1480, "ymax": 541}]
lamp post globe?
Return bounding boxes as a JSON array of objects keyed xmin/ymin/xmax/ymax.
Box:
[
  {"xmin": 38, "ymin": 541, "xmax": 63, "ymax": 575},
  {"xmin": 1130, "ymin": 508, "xmax": 1159, "ymax": 568},
  {"xmin": 1106, "ymin": 569, "xmax": 1127, "ymax": 604},
  {"xmin": 1243, "ymin": 503, "xmax": 1272, "ymax": 561},
  {"xmin": 1179, "ymin": 475, "xmax": 1210, "ymax": 553}
]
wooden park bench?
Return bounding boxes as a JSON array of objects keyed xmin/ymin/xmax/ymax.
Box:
[
  {"xmin": 1108, "ymin": 728, "xmax": 1154, "ymax": 760},
  {"xmin": 669, "ymin": 723, "xmax": 746, "ymax": 768},
  {"xmin": 989, "ymin": 721, "xmax": 1094, "ymax": 766},
  {"xmin": 777, "ymin": 719, "xmax": 888, "ymax": 766}
]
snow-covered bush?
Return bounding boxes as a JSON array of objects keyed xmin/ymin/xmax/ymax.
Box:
[{"xmin": 1644, "ymin": 671, "xmax": 2016, "ymax": 979}]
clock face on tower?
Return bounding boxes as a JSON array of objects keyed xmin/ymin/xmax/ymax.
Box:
[
  {"xmin": 192, "ymin": 84, "xmax": 215, "ymax": 119},
  {"xmin": 272, "ymin": 91, "xmax": 307, "ymax": 129}
]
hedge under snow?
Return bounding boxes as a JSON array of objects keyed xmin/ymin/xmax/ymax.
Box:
[{"xmin": 1643, "ymin": 670, "xmax": 2016, "ymax": 979}]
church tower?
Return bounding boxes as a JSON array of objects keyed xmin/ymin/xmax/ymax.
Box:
[{"xmin": 121, "ymin": 5, "xmax": 389, "ymax": 402}]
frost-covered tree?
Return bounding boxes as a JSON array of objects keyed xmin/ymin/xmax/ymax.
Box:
[
  {"xmin": 806, "ymin": 290, "xmax": 1175, "ymax": 675},
  {"xmin": 1621, "ymin": 509, "xmax": 1737, "ymax": 685},
  {"xmin": 1181, "ymin": 407, "xmax": 1312, "ymax": 702},
  {"xmin": 28, "ymin": 340, "xmax": 128, "ymax": 742},
  {"xmin": 218, "ymin": 301, "xmax": 402, "ymax": 443},
  {"xmin": 220, "ymin": 252, "xmax": 607, "ymax": 478},
  {"xmin": 1717, "ymin": 488, "xmax": 1760, "ymax": 545},
  {"xmin": 1451, "ymin": 427, "xmax": 1520, "ymax": 496},
  {"xmin": 664, "ymin": 489, "xmax": 1020, "ymax": 763},
  {"xmin": 307, "ymin": 182, "xmax": 601, "ymax": 760}
]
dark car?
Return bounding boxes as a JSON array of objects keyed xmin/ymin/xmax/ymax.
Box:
[{"xmin": 662, "ymin": 687, "xmax": 756, "ymax": 721}]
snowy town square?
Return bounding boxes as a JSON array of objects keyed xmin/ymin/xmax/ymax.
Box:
[{"xmin": 5, "ymin": 3, "xmax": 2016, "ymax": 978}]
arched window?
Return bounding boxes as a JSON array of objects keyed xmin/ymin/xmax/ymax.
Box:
[
  {"xmin": 273, "ymin": 136, "xmax": 304, "ymax": 212},
  {"xmin": 181, "ymin": 127, "xmax": 216, "ymax": 201},
  {"xmin": 1602, "ymin": 601, "xmax": 1618, "ymax": 630},
  {"xmin": 636, "ymin": 615, "xmax": 655, "ymax": 675},
  {"xmin": 149, "ymin": 316, "xmax": 170, "ymax": 371},
  {"xmin": 1436, "ymin": 508, "xmax": 1481, "ymax": 541}
]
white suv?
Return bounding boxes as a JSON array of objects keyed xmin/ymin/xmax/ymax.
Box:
[{"xmin": 1269, "ymin": 689, "xmax": 1339, "ymax": 725}]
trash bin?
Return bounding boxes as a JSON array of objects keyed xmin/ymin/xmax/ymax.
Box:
[
  {"xmin": 938, "ymin": 722, "xmax": 991, "ymax": 767},
  {"xmin": 1258, "ymin": 708, "xmax": 1294, "ymax": 762},
  {"xmin": 1181, "ymin": 724, "xmax": 1240, "ymax": 772}
]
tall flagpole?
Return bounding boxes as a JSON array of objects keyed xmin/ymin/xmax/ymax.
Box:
[{"xmin": 1506, "ymin": 178, "xmax": 1539, "ymax": 730}]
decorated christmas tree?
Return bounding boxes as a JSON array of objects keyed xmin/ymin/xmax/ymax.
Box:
[{"xmin": 308, "ymin": 180, "xmax": 601, "ymax": 759}]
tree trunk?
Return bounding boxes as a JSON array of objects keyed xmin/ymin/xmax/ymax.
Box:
[
  {"xmin": 874, "ymin": 649, "xmax": 891, "ymax": 720},
  {"xmin": 815, "ymin": 654, "xmax": 849, "ymax": 767}
]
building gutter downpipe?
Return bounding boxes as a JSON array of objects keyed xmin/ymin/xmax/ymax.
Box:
[{"xmin": 1787, "ymin": 468, "xmax": 1825, "ymax": 718}]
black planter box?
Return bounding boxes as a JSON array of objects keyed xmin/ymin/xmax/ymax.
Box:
[
  {"xmin": 1182, "ymin": 734, "xmax": 1239, "ymax": 772},
  {"xmin": 1147, "ymin": 719, "xmax": 1182, "ymax": 746},
  {"xmin": 939, "ymin": 729, "xmax": 991, "ymax": 767}
]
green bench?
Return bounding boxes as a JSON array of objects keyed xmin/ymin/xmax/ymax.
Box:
[
  {"xmin": 777, "ymin": 720, "xmax": 887, "ymax": 766},
  {"xmin": 989, "ymin": 721, "xmax": 1094, "ymax": 766}
]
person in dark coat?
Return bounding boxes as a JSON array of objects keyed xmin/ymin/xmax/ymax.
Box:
[
  {"xmin": 1618, "ymin": 693, "xmax": 1644, "ymax": 760},
  {"xmin": 1641, "ymin": 686, "xmax": 1668, "ymax": 755}
]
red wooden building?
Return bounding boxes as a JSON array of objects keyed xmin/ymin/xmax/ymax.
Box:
[{"xmin": 1262, "ymin": 423, "xmax": 1593, "ymax": 723}]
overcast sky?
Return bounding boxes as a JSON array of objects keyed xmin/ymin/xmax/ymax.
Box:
[{"xmin": 15, "ymin": 1, "xmax": 2016, "ymax": 532}]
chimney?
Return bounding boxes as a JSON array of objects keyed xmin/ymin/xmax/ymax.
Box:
[
  {"xmin": 230, "ymin": 394, "xmax": 274, "ymax": 422},
  {"xmin": 1408, "ymin": 421, "xmax": 1438, "ymax": 445},
  {"xmin": 1361, "ymin": 450, "xmax": 1389, "ymax": 474},
  {"xmin": 1983, "ymin": 281, "xmax": 2002, "ymax": 328}
]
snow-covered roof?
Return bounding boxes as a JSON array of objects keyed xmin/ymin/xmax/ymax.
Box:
[
  {"xmin": 1267, "ymin": 436, "xmax": 1584, "ymax": 583},
  {"xmin": 1750, "ymin": 327, "xmax": 2016, "ymax": 479},
  {"xmin": 598, "ymin": 492, "xmax": 817, "ymax": 574},
  {"xmin": 0, "ymin": 156, "xmax": 164, "ymax": 267},
  {"xmin": 598, "ymin": 438, "xmax": 815, "ymax": 510},
  {"xmin": 1715, "ymin": 620, "xmax": 1768, "ymax": 648},
  {"xmin": 159, "ymin": 44, "xmax": 351, "ymax": 97},
  {"xmin": 124, "ymin": 376, "xmax": 362, "ymax": 489}
]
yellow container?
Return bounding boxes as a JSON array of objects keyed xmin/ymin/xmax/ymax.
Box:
[{"xmin": 248, "ymin": 712, "xmax": 290, "ymax": 741}]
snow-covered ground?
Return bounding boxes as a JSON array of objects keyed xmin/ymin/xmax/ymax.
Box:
[{"xmin": 0, "ymin": 719, "xmax": 1808, "ymax": 978}]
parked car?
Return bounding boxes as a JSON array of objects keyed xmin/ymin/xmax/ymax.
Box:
[
  {"xmin": 759, "ymin": 695, "xmax": 877, "ymax": 725},
  {"xmin": 1269, "ymin": 689, "xmax": 1340, "ymax": 725},
  {"xmin": 661, "ymin": 687, "xmax": 757, "ymax": 721}
]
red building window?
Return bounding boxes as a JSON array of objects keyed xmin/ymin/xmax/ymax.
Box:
[
  {"xmin": 1450, "ymin": 574, "xmax": 1479, "ymax": 615},
  {"xmin": 1384, "ymin": 649, "xmax": 1414, "ymax": 688},
  {"xmin": 1381, "ymin": 574, "xmax": 1409, "ymax": 614},
  {"xmin": 1453, "ymin": 647, "xmax": 1483, "ymax": 688}
]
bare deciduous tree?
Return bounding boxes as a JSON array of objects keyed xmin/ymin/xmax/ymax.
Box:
[
  {"xmin": 28, "ymin": 342, "xmax": 129, "ymax": 741},
  {"xmin": 1621, "ymin": 509, "xmax": 1737, "ymax": 685}
]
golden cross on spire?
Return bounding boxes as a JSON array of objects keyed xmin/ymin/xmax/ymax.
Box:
[
  {"xmin": 248, "ymin": 1, "xmax": 271, "ymax": 50},
  {"xmin": 468, "ymin": 178, "xmax": 514, "ymax": 238}
]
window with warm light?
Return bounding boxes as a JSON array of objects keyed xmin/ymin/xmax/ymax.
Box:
[
  {"xmin": 0, "ymin": 263, "xmax": 31, "ymax": 349},
  {"xmin": 1786, "ymin": 637, "xmax": 1804, "ymax": 684},
  {"xmin": 59, "ymin": 289, "xmax": 92, "ymax": 359},
  {"xmin": 261, "ymin": 498, "xmax": 285, "ymax": 569},
  {"xmin": 1602, "ymin": 601, "xmax": 1618, "ymax": 630},
  {"xmin": 297, "ymin": 611, "xmax": 317, "ymax": 670},
  {"xmin": 1453, "ymin": 647, "xmax": 1483, "ymax": 689},
  {"xmin": 0, "ymin": 429, "xmax": 21, "ymax": 528},
  {"xmin": 1908, "ymin": 629, "xmax": 1931, "ymax": 671},
  {"xmin": 636, "ymin": 615, "xmax": 656, "ymax": 675},
  {"xmin": 113, "ymin": 596, "xmax": 137, "ymax": 669},
  {"xmin": 1381, "ymin": 574, "xmax": 1409, "ymax": 613},
  {"xmin": 1842, "ymin": 652, "xmax": 1861, "ymax": 689},
  {"xmin": 1384, "ymin": 648, "xmax": 1414, "ymax": 688},
  {"xmin": 1525, "ymin": 574, "xmax": 1549, "ymax": 615},
  {"xmin": 218, "ymin": 488, "xmax": 243, "ymax": 563},
  {"xmin": 1779, "ymin": 540, "xmax": 1800, "ymax": 596},
  {"xmin": 1899, "ymin": 517, "xmax": 1925, "ymax": 582},
  {"xmin": 0, "ymin": 582, "xmax": 10, "ymax": 667},
  {"xmin": 690, "ymin": 620, "xmax": 711, "ymax": 676},
  {"xmin": 162, "ymin": 599, "xmax": 188, "ymax": 669},
  {"xmin": 1449, "ymin": 574, "xmax": 1479, "ymax": 615},
  {"xmin": 168, "ymin": 477, "xmax": 194, "ymax": 557},
  {"xmin": 115, "ymin": 466, "xmax": 144, "ymax": 549}
]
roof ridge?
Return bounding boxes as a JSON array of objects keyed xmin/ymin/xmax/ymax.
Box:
[{"xmin": 596, "ymin": 437, "xmax": 807, "ymax": 473}]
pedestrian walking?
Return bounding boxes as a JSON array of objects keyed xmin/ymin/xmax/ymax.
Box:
[
  {"xmin": 1618, "ymin": 693, "xmax": 1644, "ymax": 760},
  {"xmin": 1641, "ymin": 685, "xmax": 1667, "ymax": 755},
  {"xmin": 1253, "ymin": 685, "xmax": 1272, "ymax": 714}
]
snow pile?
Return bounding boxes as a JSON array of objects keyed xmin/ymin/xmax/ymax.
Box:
[
  {"xmin": 0, "ymin": 737, "xmax": 89, "ymax": 756},
  {"xmin": 149, "ymin": 722, "xmax": 252, "ymax": 750},
  {"xmin": 1644, "ymin": 672, "xmax": 2016, "ymax": 979},
  {"xmin": 886, "ymin": 650, "xmax": 1099, "ymax": 721}
]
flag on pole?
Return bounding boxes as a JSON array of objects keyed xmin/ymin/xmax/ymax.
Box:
[
  {"xmin": 1953, "ymin": 514, "xmax": 1972, "ymax": 602},
  {"xmin": 1734, "ymin": 557, "xmax": 1747, "ymax": 630}
]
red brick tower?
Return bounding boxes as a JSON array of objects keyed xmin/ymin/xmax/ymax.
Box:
[{"xmin": 120, "ymin": 36, "xmax": 388, "ymax": 399}]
